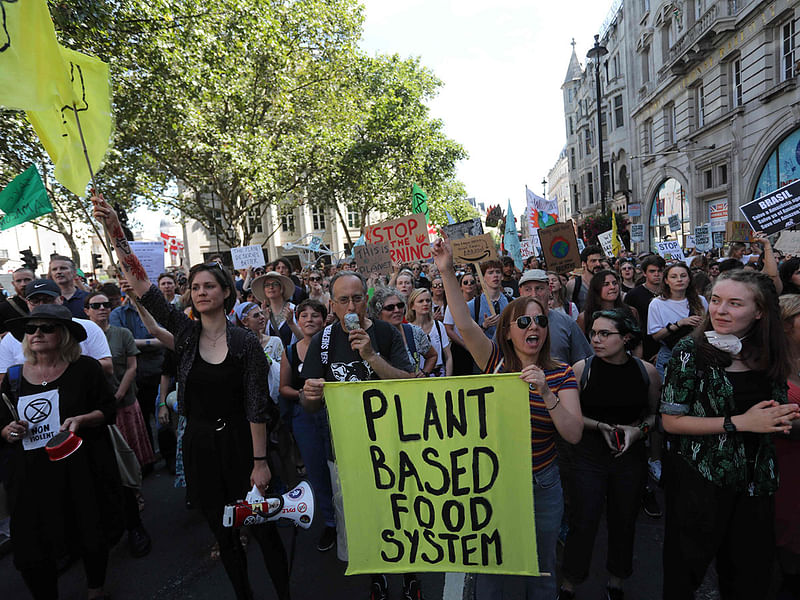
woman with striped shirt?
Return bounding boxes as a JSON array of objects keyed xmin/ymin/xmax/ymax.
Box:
[{"xmin": 432, "ymin": 234, "xmax": 583, "ymax": 599}]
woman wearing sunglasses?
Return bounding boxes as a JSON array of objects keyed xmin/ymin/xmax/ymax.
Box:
[
  {"xmin": 559, "ymin": 309, "xmax": 660, "ymax": 600},
  {"xmin": 84, "ymin": 291, "xmax": 155, "ymax": 558},
  {"xmin": 92, "ymin": 197, "xmax": 290, "ymax": 600},
  {"xmin": 617, "ymin": 260, "xmax": 637, "ymax": 294},
  {"xmin": 430, "ymin": 274, "xmax": 447, "ymax": 321},
  {"xmin": 432, "ymin": 234, "xmax": 583, "ymax": 598},
  {"xmin": 306, "ymin": 270, "xmax": 330, "ymax": 308},
  {"xmin": 444, "ymin": 272, "xmax": 480, "ymax": 376},
  {"xmin": 0, "ymin": 304, "xmax": 123, "ymax": 600},
  {"xmin": 368, "ymin": 287, "xmax": 438, "ymax": 377}
]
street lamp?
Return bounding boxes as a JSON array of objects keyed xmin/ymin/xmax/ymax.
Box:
[
  {"xmin": 587, "ymin": 34, "xmax": 608, "ymax": 214},
  {"xmin": 541, "ymin": 177, "xmax": 547, "ymax": 197}
]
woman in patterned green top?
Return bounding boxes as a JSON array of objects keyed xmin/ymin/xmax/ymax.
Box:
[{"xmin": 660, "ymin": 270, "xmax": 798, "ymax": 598}]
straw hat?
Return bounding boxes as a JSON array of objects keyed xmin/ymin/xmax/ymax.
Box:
[{"xmin": 252, "ymin": 271, "xmax": 295, "ymax": 303}]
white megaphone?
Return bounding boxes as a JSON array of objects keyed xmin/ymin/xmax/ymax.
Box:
[{"xmin": 222, "ymin": 481, "xmax": 315, "ymax": 529}]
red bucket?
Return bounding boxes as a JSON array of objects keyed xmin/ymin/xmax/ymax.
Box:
[{"xmin": 45, "ymin": 431, "xmax": 82, "ymax": 461}]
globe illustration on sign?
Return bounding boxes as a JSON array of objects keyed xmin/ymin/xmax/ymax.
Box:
[{"xmin": 551, "ymin": 237, "xmax": 570, "ymax": 259}]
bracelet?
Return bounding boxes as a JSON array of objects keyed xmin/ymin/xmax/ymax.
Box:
[
  {"xmin": 158, "ymin": 402, "xmax": 166, "ymax": 408},
  {"xmin": 253, "ymin": 456, "xmax": 268, "ymax": 461},
  {"xmin": 544, "ymin": 396, "xmax": 560, "ymax": 411},
  {"xmin": 639, "ymin": 421, "xmax": 651, "ymax": 436}
]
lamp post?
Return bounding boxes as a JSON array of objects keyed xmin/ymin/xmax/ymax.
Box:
[
  {"xmin": 541, "ymin": 177, "xmax": 547, "ymax": 197},
  {"xmin": 587, "ymin": 34, "xmax": 608, "ymax": 214}
]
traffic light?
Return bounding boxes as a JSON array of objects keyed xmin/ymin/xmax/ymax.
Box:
[
  {"xmin": 20, "ymin": 248, "xmax": 38, "ymax": 271},
  {"xmin": 92, "ymin": 253, "xmax": 103, "ymax": 270}
]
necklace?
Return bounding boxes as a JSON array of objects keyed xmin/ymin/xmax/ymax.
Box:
[{"xmin": 202, "ymin": 330, "xmax": 226, "ymax": 347}]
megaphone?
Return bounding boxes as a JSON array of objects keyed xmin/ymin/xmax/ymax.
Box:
[{"xmin": 223, "ymin": 481, "xmax": 315, "ymax": 529}]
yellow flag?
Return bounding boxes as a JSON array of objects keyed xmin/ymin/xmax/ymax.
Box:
[
  {"xmin": 26, "ymin": 47, "xmax": 113, "ymax": 197},
  {"xmin": 0, "ymin": 0, "xmax": 72, "ymax": 111},
  {"xmin": 611, "ymin": 211, "xmax": 621, "ymax": 257}
]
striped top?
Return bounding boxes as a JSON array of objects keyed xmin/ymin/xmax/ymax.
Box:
[{"xmin": 483, "ymin": 342, "xmax": 577, "ymax": 473}]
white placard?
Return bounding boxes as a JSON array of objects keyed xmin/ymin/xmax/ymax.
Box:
[
  {"xmin": 656, "ymin": 240, "xmax": 685, "ymax": 262},
  {"xmin": 685, "ymin": 234, "xmax": 696, "ymax": 249},
  {"xmin": 597, "ymin": 230, "xmax": 624, "ymax": 257},
  {"xmin": 230, "ymin": 245, "xmax": 266, "ymax": 270},
  {"xmin": 694, "ymin": 224, "xmax": 711, "ymax": 252},
  {"xmin": 668, "ymin": 214, "xmax": 681, "ymax": 232},
  {"xmin": 18, "ymin": 389, "xmax": 60, "ymax": 451},
  {"xmin": 630, "ymin": 224, "xmax": 644, "ymax": 243},
  {"xmin": 129, "ymin": 241, "xmax": 165, "ymax": 285},
  {"xmin": 519, "ymin": 238, "xmax": 535, "ymax": 259}
]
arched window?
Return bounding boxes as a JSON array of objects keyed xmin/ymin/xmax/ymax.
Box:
[
  {"xmin": 753, "ymin": 127, "xmax": 800, "ymax": 199},
  {"xmin": 649, "ymin": 178, "xmax": 689, "ymax": 248}
]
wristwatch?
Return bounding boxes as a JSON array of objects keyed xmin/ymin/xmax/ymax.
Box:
[{"xmin": 723, "ymin": 414, "xmax": 737, "ymax": 433}]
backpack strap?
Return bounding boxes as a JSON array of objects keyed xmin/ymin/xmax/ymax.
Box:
[
  {"xmin": 473, "ymin": 294, "xmax": 482, "ymax": 323},
  {"xmin": 319, "ymin": 324, "xmax": 334, "ymax": 368},
  {"xmin": 571, "ymin": 277, "xmax": 582, "ymax": 305},
  {"xmin": 579, "ymin": 355, "xmax": 594, "ymax": 391},
  {"xmin": 632, "ymin": 356, "xmax": 650, "ymax": 389},
  {"xmin": 433, "ymin": 320, "xmax": 445, "ymax": 363}
]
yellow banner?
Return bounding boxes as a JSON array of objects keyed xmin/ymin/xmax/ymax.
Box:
[
  {"xmin": 325, "ymin": 373, "xmax": 539, "ymax": 575},
  {"xmin": 0, "ymin": 0, "xmax": 71, "ymax": 111},
  {"xmin": 26, "ymin": 46, "xmax": 113, "ymax": 197}
]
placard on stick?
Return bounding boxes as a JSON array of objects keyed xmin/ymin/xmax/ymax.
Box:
[
  {"xmin": 365, "ymin": 214, "xmax": 432, "ymax": 265},
  {"xmin": 656, "ymin": 240, "xmax": 685, "ymax": 262},
  {"xmin": 230, "ymin": 245, "xmax": 266, "ymax": 270},
  {"xmin": 537, "ymin": 221, "xmax": 580, "ymax": 274},
  {"xmin": 442, "ymin": 218, "xmax": 484, "ymax": 240},
  {"xmin": 354, "ymin": 243, "xmax": 393, "ymax": 277},
  {"xmin": 725, "ymin": 221, "xmax": 754, "ymax": 243},
  {"xmin": 740, "ymin": 179, "xmax": 800, "ymax": 235},
  {"xmin": 451, "ymin": 234, "xmax": 498, "ymax": 264},
  {"xmin": 128, "ymin": 241, "xmax": 164, "ymax": 285}
]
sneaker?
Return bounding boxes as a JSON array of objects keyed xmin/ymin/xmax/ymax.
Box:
[
  {"xmin": 317, "ymin": 526, "xmax": 336, "ymax": 552},
  {"xmin": 370, "ymin": 575, "xmax": 388, "ymax": 600},
  {"xmin": 556, "ymin": 588, "xmax": 576, "ymax": 599},
  {"xmin": 642, "ymin": 489, "xmax": 662, "ymax": 518},
  {"xmin": 401, "ymin": 578, "xmax": 425, "ymax": 600},
  {"xmin": 605, "ymin": 585, "xmax": 624, "ymax": 600},
  {"xmin": 128, "ymin": 525, "xmax": 152, "ymax": 558},
  {"xmin": 648, "ymin": 458, "xmax": 662, "ymax": 483}
]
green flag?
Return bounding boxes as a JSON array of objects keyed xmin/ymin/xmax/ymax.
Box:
[
  {"xmin": 0, "ymin": 166, "xmax": 54, "ymax": 230},
  {"xmin": 411, "ymin": 183, "xmax": 430, "ymax": 223}
]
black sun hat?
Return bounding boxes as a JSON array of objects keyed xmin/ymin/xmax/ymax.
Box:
[{"xmin": 6, "ymin": 304, "xmax": 87, "ymax": 342}]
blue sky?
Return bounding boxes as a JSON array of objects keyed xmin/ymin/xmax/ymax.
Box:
[{"xmin": 360, "ymin": 0, "xmax": 615, "ymax": 219}]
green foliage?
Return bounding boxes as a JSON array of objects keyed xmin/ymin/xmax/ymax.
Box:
[{"xmin": 581, "ymin": 211, "xmax": 629, "ymax": 245}]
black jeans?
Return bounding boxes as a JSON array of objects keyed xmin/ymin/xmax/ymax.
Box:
[
  {"xmin": 562, "ymin": 431, "xmax": 646, "ymax": 584},
  {"xmin": 662, "ymin": 451, "xmax": 775, "ymax": 599},
  {"xmin": 20, "ymin": 548, "xmax": 108, "ymax": 599}
]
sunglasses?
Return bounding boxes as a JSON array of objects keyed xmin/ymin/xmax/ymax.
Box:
[
  {"xmin": 88, "ymin": 301, "xmax": 112, "ymax": 310},
  {"xmin": 264, "ymin": 281, "xmax": 282, "ymax": 289},
  {"xmin": 462, "ymin": 280, "xmax": 476, "ymax": 285},
  {"xmin": 382, "ymin": 301, "xmax": 405, "ymax": 312},
  {"xmin": 515, "ymin": 315, "xmax": 548, "ymax": 329},
  {"xmin": 309, "ymin": 277, "xmax": 321, "ymax": 282},
  {"xmin": 25, "ymin": 323, "xmax": 59, "ymax": 335}
]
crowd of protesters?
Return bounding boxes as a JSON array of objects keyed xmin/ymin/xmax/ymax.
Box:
[{"xmin": 0, "ymin": 198, "xmax": 799, "ymax": 600}]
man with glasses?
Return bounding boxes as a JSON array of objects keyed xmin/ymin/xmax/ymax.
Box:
[
  {"xmin": 301, "ymin": 271, "xmax": 416, "ymax": 600},
  {"xmin": 0, "ymin": 268, "xmax": 34, "ymax": 332},
  {"xmin": 0, "ymin": 279, "xmax": 111, "ymax": 380}
]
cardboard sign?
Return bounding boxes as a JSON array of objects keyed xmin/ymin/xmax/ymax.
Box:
[
  {"xmin": 519, "ymin": 238, "xmax": 536, "ymax": 259},
  {"xmin": 630, "ymin": 224, "xmax": 645, "ymax": 243},
  {"xmin": 775, "ymin": 230, "xmax": 800, "ymax": 255},
  {"xmin": 230, "ymin": 245, "xmax": 266, "ymax": 270},
  {"xmin": 442, "ymin": 218, "xmax": 484, "ymax": 240},
  {"xmin": 597, "ymin": 229, "xmax": 624, "ymax": 257},
  {"xmin": 739, "ymin": 179, "xmax": 800, "ymax": 235},
  {"xmin": 668, "ymin": 214, "xmax": 681, "ymax": 232},
  {"xmin": 354, "ymin": 243, "xmax": 393, "ymax": 277},
  {"xmin": 725, "ymin": 221, "xmax": 754, "ymax": 243},
  {"xmin": 325, "ymin": 374, "xmax": 539, "ymax": 575},
  {"xmin": 537, "ymin": 221, "xmax": 580, "ymax": 274},
  {"xmin": 451, "ymin": 234, "xmax": 498, "ymax": 264},
  {"xmin": 365, "ymin": 214, "xmax": 432, "ymax": 265},
  {"xmin": 128, "ymin": 241, "xmax": 165, "ymax": 285},
  {"xmin": 656, "ymin": 240, "xmax": 685, "ymax": 262},
  {"xmin": 694, "ymin": 224, "xmax": 712, "ymax": 252}
]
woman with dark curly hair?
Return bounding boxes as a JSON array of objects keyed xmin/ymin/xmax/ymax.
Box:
[
  {"xmin": 576, "ymin": 270, "xmax": 639, "ymax": 347},
  {"xmin": 93, "ymin": 197, "xmax": 289, "ymax": 600},
  {"xmin": 780, "ymin": 257, "xmax": 800, "ymax": 295}
]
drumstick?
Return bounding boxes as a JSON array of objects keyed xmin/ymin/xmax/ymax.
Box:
[{"xmin": 2, "ymin": 393, "xmax": 19, "ymax": 422}]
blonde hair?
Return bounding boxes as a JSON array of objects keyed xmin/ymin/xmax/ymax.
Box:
[
  {"xmin": 406, "ymin": 288, "xmax": 431, "ymax": 322},
  {"xmin": 22, "ymin": 324, "xmax": 82, "ymax": 365}
]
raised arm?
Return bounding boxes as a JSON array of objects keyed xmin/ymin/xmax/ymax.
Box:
[
  {"xmin": 431, "ymin": 233, "xmax": 493, "ymax": 370},
  {"xmin": 753, "ymin": 231, "xmax": 782, "ymax": 295}
]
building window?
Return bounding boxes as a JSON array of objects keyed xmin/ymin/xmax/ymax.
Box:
[
  {"xmin": 649, "ymin": 178, "xmax": 688, "ymax": 247},
  {"xmin": 642, "ymin": 46, "xmax": 651, "ymax": 84},
  {"xmin": 570, "ymin": 147, "xmax": 576, "ymax": 169},
  {"xmin": 664, "ymin": 103, "xmax": 677, "ymax": 146},
  {"xmin": 587, "ymin": 172, "xmax": 594, "ymax": 205},
  {"xmin": 731, "ymin": 58, "xmax": 743, "ymax": 107},
  {"xmin": 311, "ymin": 206, "xmax": 326, "ymax": 230},
  {"xmin": 280, "ymin": 208, "xmax": 295, "ymax": 232},
  {"xmin": 695, "ymin": 0, "xmax": 706, "ymax": 21},
  {"xmin": 247, "ymin": 209, "xmax": 263, "ymax": 234},
  {"xmin": 572, "ymin": 183, "xmax": 580, "ymax": 209},
  {"xmin": 613, "ymin": 95, "xmax": 624, "ymax": 128},
  {"xmin": 612, "ymin": 54, "xmax": 620, "ymax": 79},
  {"xmin": 696, "ymin": 83, "xmax": 705, "ymax": 128},
  {"xmin": 719, "ymin": 164, "xmax": 728, "ymax": 185},
  {"xmin": 600, "ymin": 111, "xmax": 608, "ymax": 140},
  {"xmin": 347, "ymin": 208, "xmax": 360, "ymax": 229},
  {"xmin": 781, "ymin": 19, "xmax": 796, "ymax": 82},
  {"xmin": 584, "ymin": 128, "xmax": 592, "ymax": 154},
  {"xmin": 643, "ymin": 118, "xmax": 654, "ymax": 154},
  {"xmin": 568, "ymin": 116, "xmax": 574, "ymax": 136},
  {"xmin": 704, "ymin": 169, "xmax": 713, "ymax": 189}
]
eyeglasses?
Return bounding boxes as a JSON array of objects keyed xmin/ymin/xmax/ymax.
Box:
[
  {"xmin": 589, "ymin": 329, "xmax": 622, "ymax": 340},
  {"xmin": 382, "ymin": 301, "xmax": 406, "ymax": 312},
  {"xmin": 515, "ymin": 315, "xmax": 548, "ymax": 329},
  {"xmin": 28, "ymin": 296, "xmax": 56, "ymax": 306},
  {"xmin": 88, "ymin": 301, "xmax": 112, "ymax": 310},
  {"xmin": 334, "ymin": 295, "xmax": 365, "ymax": 305},
  {"xmin": 462, "ymin": 280, "xmax": 476, "ymax": 286},
  {"xmin": 264, "ymin": 281, "xmax": 282, "ymax": 289},
  {"xmin": 431, "ymin": 282, "xmax": 443, "ymax": 288},
  {"xmin": 24, "ymin": 323, "xmax": 58, "ymax": 335},
  {"xmin": 309, "ymin": 277, "xmax": 321, "ymax": 282}
]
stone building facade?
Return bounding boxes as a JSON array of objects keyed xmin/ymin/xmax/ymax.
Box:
[{"xmin": 547, "ymin": 147, "xmax": 574, "ymax": 222}]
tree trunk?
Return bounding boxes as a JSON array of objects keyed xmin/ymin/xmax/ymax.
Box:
[{"xmin": 333, "ymin": 202, "xmax": 353, "ymax": 247}]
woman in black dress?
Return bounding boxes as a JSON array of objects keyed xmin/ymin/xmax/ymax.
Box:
[
  {"xmin": 93, "ymin": 197, "xmax": 289, "ymax": 600},
  {"xmin": 0, "ymin": 304, "xmax": 123, "ymax": 600}
]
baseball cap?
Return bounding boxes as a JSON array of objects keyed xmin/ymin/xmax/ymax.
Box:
[
  {"xmin": 25, "ymin": 279, "xmax": 61, "ymax": 298},
  {"xmin": 518, "ymin": 269, "xmax": 549, "ymax": 285}
]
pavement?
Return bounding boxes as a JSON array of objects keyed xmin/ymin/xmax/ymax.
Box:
[{"xmin": 0, "ymin": 462, "xmax": 720, "ymax": 600}]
